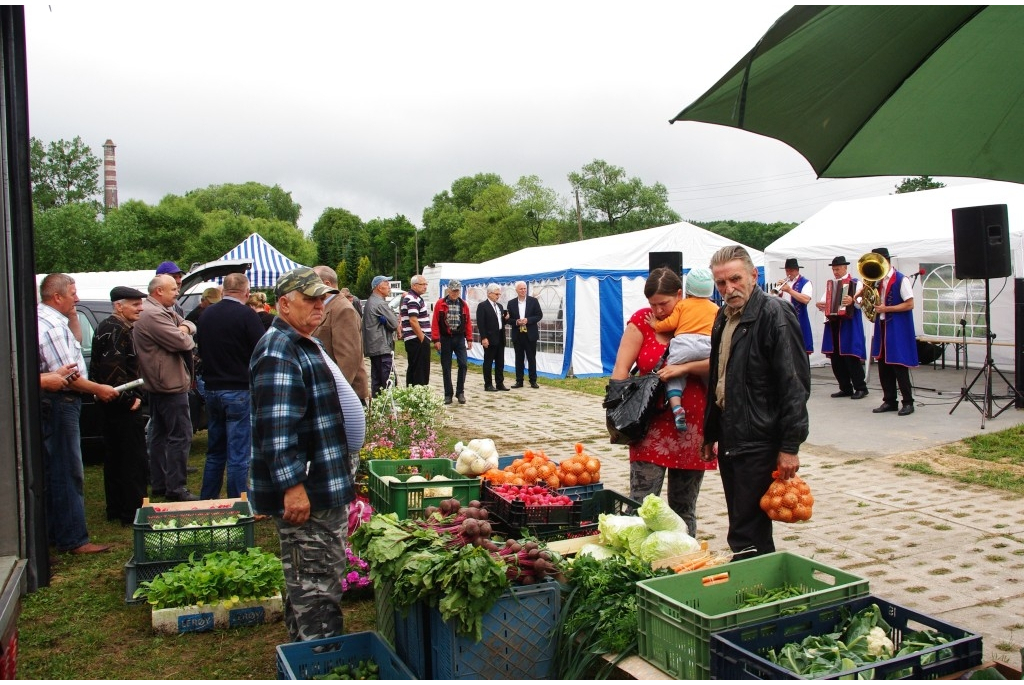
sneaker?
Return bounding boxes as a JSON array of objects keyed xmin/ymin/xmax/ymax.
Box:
[{"xmin": 673, "ymin": 407, "xmax": 687, "ymax": 431}]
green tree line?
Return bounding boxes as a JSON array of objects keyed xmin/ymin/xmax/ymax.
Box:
[{"xmin": 32, "ymin": 137, "xmax": 804, "ymax": 295}]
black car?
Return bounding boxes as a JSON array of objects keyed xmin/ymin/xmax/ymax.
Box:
[{"xmin": 76, "ymin": 259, "xmax": 251, "ymax": 465}]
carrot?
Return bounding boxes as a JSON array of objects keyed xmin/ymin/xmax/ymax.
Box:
[
  {"xmin": 673, "ymin": 557, "xmax": 710, "ymax": 573},
  {"xmin": 701, "ymin": 572, "xmax": 730, "ymax": 586}
]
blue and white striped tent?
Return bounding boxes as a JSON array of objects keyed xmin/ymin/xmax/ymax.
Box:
[
  {"xmin": 219, "ymin": 233, "xmax": 306, "ymax": 289},
  {"xmin": 431, "ymin": 222, "xmax": 764, "ymax": 379}
]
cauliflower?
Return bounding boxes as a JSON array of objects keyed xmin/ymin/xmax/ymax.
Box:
[{"xmin": 866, "ymin": 626, "xmax": 894, "ymax": 657}]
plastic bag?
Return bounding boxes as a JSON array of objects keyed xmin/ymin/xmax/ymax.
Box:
[
  {"xmin": 603, "ymin": 372, "xmax": 663, "ymax": 445},
  {"xmin": 759, "ymin": 470, "xmax": 813, "ymax": 523}
]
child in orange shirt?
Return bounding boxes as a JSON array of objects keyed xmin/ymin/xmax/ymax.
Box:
[{"xmin": 645, "ymin": 267, "xmax": 720, "ymax": 431}]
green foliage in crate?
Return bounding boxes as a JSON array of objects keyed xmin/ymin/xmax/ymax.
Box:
[{"xmin": 132, "ymin": 548, "xmax": 284, "ymax": 609}]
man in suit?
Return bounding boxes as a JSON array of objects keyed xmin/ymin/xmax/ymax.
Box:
[
  {"xmin": 476, "ymin": 283, "xmax": 509, "ymax": 392},
  {"xmin": 506, "ymin": 280, "xmax": 543, "ymax": 388},
  {"xmin": 313, "ymin": 266, "xmax": 369, "ymax": 404}
]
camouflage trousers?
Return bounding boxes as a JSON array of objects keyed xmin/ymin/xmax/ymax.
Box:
[
  {"xmin": 275, "ymin": 506, "xmax": 348, "ymax": 642},
  {"xmin": 630, "ymin": 462, "xmax": 704, "ymax": 538}
]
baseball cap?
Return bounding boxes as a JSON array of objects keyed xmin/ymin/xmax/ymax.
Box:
[
  {"xmin": 155, "ymin": 261, "xmax": 184, "ymax": 276},
  {"xmin": 446, "ymin": 279, "xmax": 462, "ymax": 291},
  {"xmin": 110, "ymin": 285, "xmax": 146, "ymax": 301},
  {"xmin": 371, "ymin": 275, "xmax": 391, "ymax": 290},
  {"xmin": 274, "ymin": 267, "xmax": 339, "ymax": 300},
  {"xmin": 685, "ymin": 267, "xmax": 714, "ymax": 298}
]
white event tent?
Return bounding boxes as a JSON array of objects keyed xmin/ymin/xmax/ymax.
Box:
[
  {"xmin": 425, "ymin": 222, "xmax": 764, "ymax": 378},
  {"xmin": 764, "ymin": 181, "xmax": 1024, "ymax": 368}
]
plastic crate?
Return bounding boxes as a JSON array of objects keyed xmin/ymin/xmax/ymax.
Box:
[
  {"xmin": 132, "ymin": 500, "xmax": 255, "ymax": 563},
  {"xmin": 275, "ymin": 631, "xmax": 416, "ymax": 680},
  {"xmin": 368, "ymin": 459, "xmax": 480, "ymax": 519},
  {"xmin": 710, "ymin": 595, "xmax": 982, "ymax": 679},
  {"xmin": 636, "ymin": 551, "xmax": 869, "ymax": 680},
  {"xmin": 535, "ymin": 489, "xmax": 640, "ymax": 542},
  {"xmin": 374, "ymin": 578, "xmax": 429, "ymax": 679},
  {"xmin": 429, "ymin": 581, "xmax": 561, "ymax": 679},
  {"xmin": 124, "ymin": 556, "xmax": 180, "ymax": 604},
  {"xmin": 482, "ymin": 482, "xmax": 581, "ymax": 535},
  {"xmin": 557, "ymin": 481, "xmax": 604, "ymax": 500}
]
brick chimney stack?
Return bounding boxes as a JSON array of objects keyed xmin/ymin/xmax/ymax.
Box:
[{"xmin": 103, "ymin": 139, "xmax": 118, "ymax": 210}]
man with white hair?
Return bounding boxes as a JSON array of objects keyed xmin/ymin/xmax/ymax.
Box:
[
  {"xmin": 400, "ymin": 274, "xmax": 432, "ymax": 387},
  {"xmin": 506, "ymin": 280, "xmax": 543, "ymax": 388},
  {"xmin": 134, "ymin": 274, "xmax": 199, "ymax": 501},
  {"xmin": 475, "ymin": 283, "xmax": 509, "ymax": 392}
]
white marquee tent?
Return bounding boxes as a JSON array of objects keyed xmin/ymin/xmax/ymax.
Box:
[
  {"xmin": 764, "ymin": 181, "xmax": 1024, "ymax": 368},
  {"xmin": 427, "ymin": 222, "xmax": 764, "ymax": 378}
]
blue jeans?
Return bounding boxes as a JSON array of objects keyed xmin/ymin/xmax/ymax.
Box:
[
  {"xmin": 41, "ymin": 392, "xmax": 90, "ymax": 551},
  {"xmin": 201, "ymin": 389, "xmax": 252, "ymax": 499},
  {"xmin": 439, "ymin": 336, "xmax": 468, "ymax": 398}
]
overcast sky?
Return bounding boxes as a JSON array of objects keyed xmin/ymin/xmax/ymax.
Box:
[{"xmin": 24, "ymin": 2, "xmax": 973, "ymax": 234}]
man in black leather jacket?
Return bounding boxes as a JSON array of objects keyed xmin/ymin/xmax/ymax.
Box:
[{"xmin": 702, "ymin": 245, "xmax": 810, "ymax": 560}]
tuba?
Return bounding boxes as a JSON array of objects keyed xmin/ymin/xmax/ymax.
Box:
[{"xmin": 857, "ymin": 252, "xmax": 890, "ymax": 322}]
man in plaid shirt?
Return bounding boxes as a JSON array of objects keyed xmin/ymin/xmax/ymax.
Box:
[{"xmin": 250, "ymin": 267, "xmax": 366, "ymax": 642}]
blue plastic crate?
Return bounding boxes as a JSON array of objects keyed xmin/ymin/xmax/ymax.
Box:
[
  {"xmin": 557, "ymin": 481, "xmax": 604, "ymax": 500},
  {"xmin": 429, "ymin": 581, "xmax": 561, "ymax": 680},
  {"xmin": 710, "ymin": 595, "xmax": 982, "ymax": 680},
  {"xmin": 275, "ymin": 631, "xmax": 416, "ymax": 680},
  {"xmin": 374, "ymin": 578, "xmax": 429, "ymax": 679}
]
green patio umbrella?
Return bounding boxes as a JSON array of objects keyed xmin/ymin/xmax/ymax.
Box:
[{"xmin": 672, "ymin": 5, "xmax": 1024, "ymax": 183}]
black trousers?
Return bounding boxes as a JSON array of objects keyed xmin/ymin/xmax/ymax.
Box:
[
  {"xmin": 877, "ymin": 321, "xmax": 913, "ymax": 406},
  {"xmin": 828, "ymin": 322, "xmax": 867, "ymax": 393},
  {"xmin": 404, "ymin": 337, "xmax": 431, "ymax": 386},
  {"xmin": 482, "ymin": 341, "xmax": 505, "ymax": 388},
  {"xmin": 101, "ymin": 405, "xmax": 149, "ymax": 525},
  {"xmin": 718, "ymin": 447, "xmax": 777, "ymax": 560},
  {"xmin": 513, "ymin": 337, "xmax": 537, "ymax": 383}
]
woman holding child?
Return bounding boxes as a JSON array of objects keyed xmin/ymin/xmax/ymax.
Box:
[{"xmin": 609, "ymin": 267, "xmax": 719, "ymax": 537}]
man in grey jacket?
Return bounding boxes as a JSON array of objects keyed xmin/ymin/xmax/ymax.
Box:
[
  {"xmin": 362, "ymin": 275, "xmax": 399, "ymax": 398},
  {"xmin": 134, "ymin": 274, "xmax": 199, "ymax": 501}
]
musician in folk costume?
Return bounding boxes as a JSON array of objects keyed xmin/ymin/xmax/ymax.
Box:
[
  {"xmin": 815, "ymin": 256, "xmax": 868, "ymax": 400},
  {"xmin": 775, "ymin": 257, "xmax": 814, "ymax": 354},
  {"xmin": 865, "ymin": 247, "xmax": 918, "ymax": 416}
]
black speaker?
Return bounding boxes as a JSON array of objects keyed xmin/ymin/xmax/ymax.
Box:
[
  {"xmin": 649, "ymin": 251, "xmax": 682, "ymax": 275},
  {"xmin": 952, "ymin": 204, "xmax": 1011, "ymax": 279}
]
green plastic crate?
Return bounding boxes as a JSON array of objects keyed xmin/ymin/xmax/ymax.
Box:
[
  {"xmin": 132, "ymin": 500, "xmax": 255, "ymax": 563},
  {"xmin": 368, "ymin": 459, "xmax": 480, "ymax": 519},
  {"xmin": 636, "ymin": 551, "xmax": 869, "ymax": 680}
]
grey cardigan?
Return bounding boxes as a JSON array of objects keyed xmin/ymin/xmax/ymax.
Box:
[{"xmin": 361, "ymin": 292, "xmax": 398, "ymax": 357}]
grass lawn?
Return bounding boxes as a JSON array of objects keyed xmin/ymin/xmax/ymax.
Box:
[{"xmin": 18, "ymin": 432, "xmax": 376, "ymax": 680}]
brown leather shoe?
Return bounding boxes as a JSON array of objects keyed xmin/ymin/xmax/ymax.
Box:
[{"xmin": 69, "ymin": 542, "xmax": 111, "ymax": 554}]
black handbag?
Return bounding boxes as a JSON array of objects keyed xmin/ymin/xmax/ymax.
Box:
[{"xmin": 603, "ymin": 357, "xmax": 666, "ymax": 445}]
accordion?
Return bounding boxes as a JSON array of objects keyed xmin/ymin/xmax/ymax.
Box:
[{"xmin": 825, "ymin": 279, "xmax": 855, "ymax": 319}]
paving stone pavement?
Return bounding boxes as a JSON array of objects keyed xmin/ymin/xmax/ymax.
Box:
[{"xmin": 385, "ymin": 353, "xmax": 1024, "ymax": 670}]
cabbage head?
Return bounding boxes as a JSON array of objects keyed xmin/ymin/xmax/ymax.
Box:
[
  {"xmin": 598, "ymin": 514, "xmax": 648, "ymax": 550},
  {"xmin": 637, "ymin": 494, "xmax": 689, "ymax": 532},
  {"xmin": 638, "ymin": 530, "xmax": 700, "ymax": 563},
  {"xmin": 576, "ymin": 543, "xmax": 619, "ymax": 560}
]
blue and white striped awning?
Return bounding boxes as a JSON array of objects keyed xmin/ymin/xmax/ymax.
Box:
[{"xmin": 220, "ymin": 233, "xmax": 306, "ymax": 289}]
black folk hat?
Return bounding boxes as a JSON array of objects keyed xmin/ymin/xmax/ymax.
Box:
[
  {"xmin": 830, "ymin": 256, "xmax": 850, "ymax": 266},
  {"xmin": 871, "ymin": 247, "xmax": 891, "ymax": 261},
  {"xmin": 784, "ymin": 257, "xmax": 803, "ymax": 270}
]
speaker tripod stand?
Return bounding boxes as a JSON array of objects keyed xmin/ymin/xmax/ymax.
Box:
[{"xmin": 949, "ymin": 279, "xmax": 1024, "ymax": 428}]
